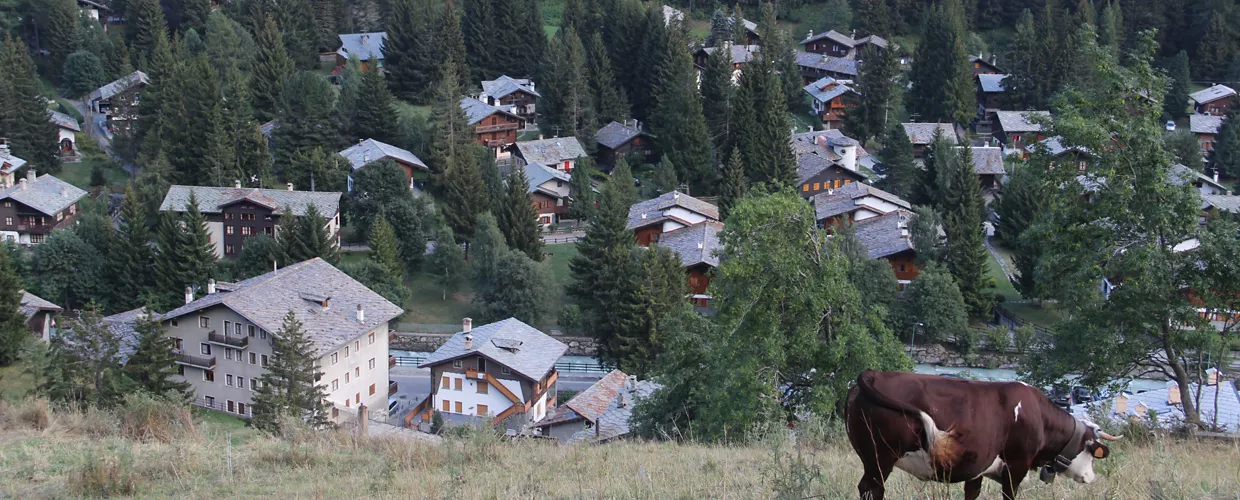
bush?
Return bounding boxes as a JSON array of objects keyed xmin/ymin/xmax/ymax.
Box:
[
  {"xmin": 557, "ymin": 304, "xmax": 582, "ymax": 332},
  {"xmin": 1012, "ymin": 324, "xmax": 1036, "ymax": 353},
  {"xmin": 72, "ymin": 450, "xmax": 141, "ymax": 497},
  {"xmin": 115, "ymin": 393, "xmax": 197, "ymax": 443},
  {"xmin": 983, "ymin": 327, "xmax": 1009, "ymax": 352},
  {"xmin": 62, "ymin": 50, "xmax": 106, "ymax": 98}
]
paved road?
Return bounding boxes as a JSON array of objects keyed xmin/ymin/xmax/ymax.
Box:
[{"xmin": 386, "ymin": 366, "xmax": 605, "ymax": 418}]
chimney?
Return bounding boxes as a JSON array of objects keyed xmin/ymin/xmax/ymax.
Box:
[
  {"xmin": 813, "ymin": 135, "xmax": 821, "ymax": 145},
  {"xmin": 673, "ymin": 191, "xmax": 680, "ymax": 200},
  {"xmin": 234, "ymin": 179, "xmax": 242, "ymax": 188},
  {"xmin": 1214, "ymin": 170, "xmax": 1220, "ymax": 183},
  {"xmin": 697, "ymin": 241, "xmax": 703, "ymax": 250},
  {"xmin": 1166, "ymin": 381, "xmax": 1181, "ymax": 405},
  {"xmin": 839, "ymin": 143, "xmax": 857, "ymax": 172},
  {"xmin": 463, "ymin": 317, "xmax": 472, "ymax": 333},
  {"xmin": 806, "ymin": 30, "xmax": 813, "ymax": 40},
  {"xmin": 359, "ymin": 139, "xmax": 365, "ymax": 147},
  {"xmin": 627, "ymin": 375, "xmax": 637, "ymax": 391},
  {"xmin": 1134, "ymin": 402, "xmax": 1148, "ymax": 415},
  {"xmin": 207, "ymin": 279, "xmax": 216, "ymax": 295},
  {"xmin": 538, "ymin": 134, "xmax": 544, "ymax": 140},
  {"xmin": 18, "ymin": 178, "xmax": 27, "ymax": 190},
  {"xmin": 184, "ymin": 286, "xmax": 194, "ymax": 305},
  {"xmin": 1206, "ymin": 367, "xmax": 1219, "ymax": 386},
  {"xmin": 26, "ymin": 169, "xmax": 35, "ymax": 181},
  {"xmin": 1114, "ymin": 393, "xmax": 1128, "ymax": 415},
  {"xmin": 61, "ymin": 186, "xmax": 69, "ymax": 198},
  {"xmin": 356, "ymin": 303, "xmax": 365, "ymax": 323},
  {"xmin": 286, "ymin": 182, "xmax": 294, "ymax": 191},
  {"xmin": 464, "ymin": 334, "xmax": 473, "ymax": 350}
]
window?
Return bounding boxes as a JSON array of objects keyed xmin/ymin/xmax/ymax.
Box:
[
  {"xmin": 2, "ymin": 201, "xmax": 8, "ymax": 207},
  {"xmin": 238, "ymin": 376, "xmax": 245, "ymax": 388},
  {"xmin": 455, "ymin": 401, "xmax": 463, "ymax": 413},
  {"xmin": 3, "ymin": 218, "xmax": 10, "ymax": 226},
  {"xmin": 369, "ymin": 384, "xmax": 376, "ymax": 395},
  {"xmin": 454, "ymin": 378, "xmax": 462, "ymax": 391},
  {"xmin": 199, "ymin": 317, "xmax": 209, "ymax": 328},
  {"xmin": 802, "ymin": 184, "xmax": 810, "ymax": 192},
  {"xmin": 225, "ymin": 225, "xmax": 235, "ymax": 235},
  {"xmin": 478, "ymin": 358, "xmax": 486, "ymax": 372},
  {"xmin": 344, "ymin": 346, "xmax": 349, "ymax": 358},
  {"xmin": 369, "ymin": 358, "xmax": 375, "ymax": 370},
  {"xmin": 224, "ymin": 321, "xmax": 231, "ymax": 334},
  {"xmin": 477, "ymin": 381, "xmax": 488, "ymax": 394},
  {"xmin": 238, "ymin": 403, "xmax": 246, "ymax": 415},
  {"xmin": 241, "ymin": 226, "xmax": 252, "ymax": 236},
  {"xmin": 331, "ymin": 353, "xmax": 338, "ymax": 365},
  {"xmin": 250, "ymin": 379, "xmax": 257, "ymax": 391},
  {"xmin": 225, "ymin": 348, "xmax": 232, "ymax": 361},
  {"xmin": 452, "ymin": 359, "xmax": 462, "ymax": 368},
  {"xmin": 227, "ymin": 400, "xmax": 235, "ymax": 413},
  {"xmin": 441, "ymin": 376, "xmax": 449, "ymax": 389},
  {"xmin": 813, "ymin": 183, "xmax": 820, "ymax": 190},
  {"xmin": 250, "ymin": 352, "xmax": 257, "ymax": 364},
  {"xmin": 171, "ymin": 318, "xmax": 178, "ymax": 327},
  {"xmin": 260, "ymin": 329, "xmax": 267, "ymax": 339},
  {"xmin": 261, "ymin": 355, "xmax": 269, "ymax": 367},
  {"xmin": 355, "ymin": 394, "xmax": 360, "ymax": 405},
  {"xmin": 442, "ymin": 400, "xmax": 449, "ymax": 411},
  {"xmin": 205, "ymin": 396, "xmax": 214, "ymax": 407},
  {"xmin": 345, "ymin": 373, "xmax": 350, "ymax": 384},
  {"xmin": 502, "ymin": 367, "xmax": 510, "ymax": 375},
  {"xmin": 177, "ymin": 365, "xmax": 184, "ymax": 376},
  {"xmin": 332, "ymin": 379, "xmax": 339, "ymax": 390},
  {"xmin": 248, "ymin": 325, "xmax": 256, "ymax": 337},
  {"xmin": 478, "ymin": 404, "xmax": 488, "ymax": 416},
  {"xmin": 898, "ymin": 264, "xmax": 907, "ymax": 272},
  {"xmin": 56, "ymin": 212, "xmax": 63, "ymax": 222},
  {"xmin": 235, "ymin": 323, "xmax": 243, "ymax": 336},
  {"xmin": 200, "ymin": 343, "xmax": 211, "ymax": 355},
  {"xmin": 354, "ymin": 367, "xmax": 360, "ymax": 378},
  {"xmin": 368, "ymin": 332, "xmax": 375, "ymax": 345},
  {"xmin": 30, "ymin": 234, "xmax": 44, "ymax": 244},
  {"xmin": 226, "ymin": 374, "xmax": 234, "ymax": 386},
  {"xmin": 204, "ymin": 370, "xmax": 214, "ymax": 382},
  {"xmin": 172, "ymin": 338, "xmax": 183, "ymax": 350},
  {"xmin": 355, "ymin": 341, "xmax": 360, "ymax": 351}
]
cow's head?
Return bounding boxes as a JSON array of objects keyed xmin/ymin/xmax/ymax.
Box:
[{"xmin": 1060, "ymin": 420, "xmax": 1122, "ymax": 484}]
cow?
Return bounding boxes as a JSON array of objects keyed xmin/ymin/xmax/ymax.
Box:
[{"xmin": 846, "ymin": 370, "xmax": 1122, "ymax": 500}]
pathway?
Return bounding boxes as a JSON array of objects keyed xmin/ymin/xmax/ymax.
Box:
[{"xmin": 984, "ymin": 233, "xmax": 1015, "ymax": 284}]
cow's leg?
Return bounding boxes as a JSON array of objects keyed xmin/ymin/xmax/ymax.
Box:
[
  {"xmin": 857, "ymin": 455, "xmax": 897, "ymax": 500},
  {"xmin": 998, "ymin": 466, "xmax": 1028, "ymax": 500},
  {"xmin": 963, "ymin": 478, "xmax": 984, "ymax": 500}
]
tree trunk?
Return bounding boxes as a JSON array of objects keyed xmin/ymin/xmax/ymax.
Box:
[{"xmin": 1165, "ymin": 341, "xmax": 1202, "ymax": 427}]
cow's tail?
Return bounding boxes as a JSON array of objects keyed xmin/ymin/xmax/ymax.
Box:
[
  {"xmin": 854, "ymin": 370, "xmax": 923, "ymax": 416},
  {"xmin": 855, "ymin": 370, "xmax": 957, "ymax": 464}
]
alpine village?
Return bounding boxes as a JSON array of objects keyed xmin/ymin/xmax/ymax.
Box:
[{"xmin": 0, "ymin": 0, "xmax": 1239, "ymax": 497}]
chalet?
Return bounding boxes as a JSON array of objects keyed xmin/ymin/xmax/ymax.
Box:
[
  {"xmin": 854, "ymin": 209, "xmax": 920, "ymax": 286},
  {"xmin": 75, "ymin": 0, "xmax": 109, "ymax": 21},
  {"xmin": 48, "ymin": 111, "xmax": 80, "ymax": 157},
  {"xmin": 811, "ymin": 182, "xmax": 910, "ymax": 228},
  {"xmin": 795, "ymin": 51, "xmax": 858, "ymax": 84},
  {"xmin": 19, "ymin": 291, "xmax": 61, "ymax": 342},
  {"xmin": 1190, "ymin": 84, "xmax": 1236, "ymax": 116},
  {"xmin": 414, "ymin": 318, "xmax": 567, "ymax": 431},
  {"xmin": 975, "ymin": 74, "xmax": 1008, "ymax": 122},
  {"xmin": 800, "ymin": 30, "xmax": 889, "ymax": 60},
  {"xmin": 993, "ymin": 110, "xmax": 1049, "ymax": 152},
  {"xmin": 627, "ymin": 190, "xmax": 720, "ymax": 246},
  {"xmin": 1191, "ymin": 114, "xmax": 1224, "ymax": 156},
  {"xmin": 0, "ymin": 143, "xmax": 26, "ymax": 187},
  {"xmin": 803, "ymin": 77, "xmax": 859, "ymax": 130},
  {"xmin": 901, "ymin": 122, "xmax": 958, "ymax": 159},
  {"xmin": 1070, "ymin": 371, "xmax": 1240, "ymax": 434},
  {"xmin": 338, "ymin": 138, "xmax": 430, "ymax": 192},
  {"xmin": 534, "ymin": 369, "xmax": 660, "ymax": 443},
  {"xmin": 0, "ymin": 170, "xmax": 87, "ymax": 245},
  {"xmin": 595, "ymin": 120, "xmax": 654, "ymax": 169},
  {"xmin": 478, "ymin": 75, "xmax": 539, "ymax": 124},
  {"xmin": 523, "ymin": 162, "xmax": 572, "ymax": 226},
  {"xmin": 150, "ymin": 258, "xmax": 402, "ymax": 419},
  {"xmin": 739, "ymin": 18, "xmax": 760, "ymax": 45},
  {"xmin": 460, "ymin": 97, "xmax": 525, "ymax": 158},
  {"xmin": 511, "ymin": 137, "xmax": 588, "ymax": 173},
  {"xmin": 88, "ymin": 70, "xmax": 149, "ymax": 135},
  {"xmin": 658, "ymin": 221, "xmax": 723, "ymax": 306},
  {"xmin": 159, "ymin": 184, "xmax": 342, "ymax": 258},
  {"xmin": 335, "ymin": 32, "xmax": 386, "ymax": 73},
  {"xmin": 1171, "ymin": 163, "xmax": 1229, "ymax": 196},
  {"xmin": 969, "ymin": 55, "xmax": 1002, "ymax": 75},
  {"xmin": 794, "ymin": 133, "xmax": 869, "ymax": 198},
  {"xmin": 693, "ymin": 43, "xmax": 760, "ymax": 80},
  {"xmin": 963, "ymin": 146, "xmax": 1006, "ymax": 190},
  {"xmin": 1027, "ymin": 136, "xmax": 1092, "ymax": 172},
  {"xmin": 1200, "ymin": 194, "xmax": 1240, "ymax": 224}
]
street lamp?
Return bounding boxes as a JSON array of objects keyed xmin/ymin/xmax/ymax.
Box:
[{"xmin": 910, "ymin": 322, "xmax": 924, "ymax": 352}]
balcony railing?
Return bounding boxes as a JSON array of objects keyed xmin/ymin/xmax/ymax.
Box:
[
  {"xmin": 175, "ymin": 352, "xmax": 216, "ymax": 369},
  {"xmin": 475, "ymin": 123, "xmax": 518, "ymax": 133},
  {"xmin": 485, "ymin": 139, "xmax": 508, "ymax": 147},
  {"xmin": 207, "ymin": 332, "xmax": 249, "ymax": 349}
]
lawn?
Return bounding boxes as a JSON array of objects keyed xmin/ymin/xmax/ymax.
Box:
[
  {"xmin": 56, "ymin": 156, "xmax": 130, "ymax": 191},
  {"xmin": 984, "ymin": 242, "xmax": 1020, "ymax": 302},
  {"xmin": 394, "ymin": 100, "xmax": 432, "ymax": 121}
]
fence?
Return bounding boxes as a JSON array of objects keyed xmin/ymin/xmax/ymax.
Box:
[
  {"xmin": 391, "ymin": 355, "xmax": 611, "ymax": 374},
  {"xmin": 191, "ymin": 397, "xmax": 251, "ymax": 419},
  {"xmin": 542, "ymin": 235, "xmax": 582, "ymax": 244},
  {"xmin": 995, "ymin": 304, "xmax": 1057, "ymax": 341}
]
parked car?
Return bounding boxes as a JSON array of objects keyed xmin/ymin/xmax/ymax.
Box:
[
  {"xmin": 1166, "ymin": 120, "xmax": 1176, "ymax": 131},
  {"xmin": 1051, "ymin": 385, "xmax": 1100, "ymax": 408}
]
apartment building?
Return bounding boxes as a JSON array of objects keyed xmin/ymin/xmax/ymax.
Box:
[
  {"xmin": 153, "ymin": 258, "xmax": 403, "ymax": 419},
  {"xmin": 158, "ymin": 183, "xmax": 342, "ymax": 258}
]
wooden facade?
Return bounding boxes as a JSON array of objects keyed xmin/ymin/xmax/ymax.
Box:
[
  {"xmin": 597, "ymin": 134, "xmax": 653, "ymax": 169},
  {"xmin": 886, "ymin": 250, "xmax": 920, "ymax": 285},
  {"xmin": 530, "ymin": 191, "xmax": 566, "ymax": 226},
  {"xmin": 0, "ymin": 197, "xmax": 79, "ymax": 244},
  {"xmin": 798, "ymin": 167, "xmax": 865, "ymax": 198},
  {"xmin": 216, "ymin": 200, "xmax": 279, "ymax": 257},
  {"xmin": 1197, "ymin": 97, "xmax": 1235, "ymax": 116},
  {"xmin": 472, "ymin": 113, "xmax": 523, "ymax": 154},
  {"xmin": 813, "ymin": 95, "xmax": 855, "ymax": 130},
  {"xmin": 687, "ymin": 264, "xmax": 712, "ymax": 307}
]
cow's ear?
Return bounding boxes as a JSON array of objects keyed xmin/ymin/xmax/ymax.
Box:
[{"xmin": 1092, "ymin": 444, "xmax": 1109, "ymax": 459}]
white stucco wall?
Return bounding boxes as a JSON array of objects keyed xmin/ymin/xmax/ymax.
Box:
[
  {"xmin": 438, "ymin": 372, "xmax": 525, "ymax": 418},
  {"xmin": 318, "ymin": 326, "xmax": 390, "ymax": 416},
  {"xmin": 206, "ymin": 221, "xmax": 224, "ymax": 258}
]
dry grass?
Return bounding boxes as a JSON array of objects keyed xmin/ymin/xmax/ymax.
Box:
[{"xmin": 1, "ymin": 399, "xmax": 1239, "ymax": 498}]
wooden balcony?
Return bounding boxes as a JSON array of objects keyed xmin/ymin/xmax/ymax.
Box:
[
  {"xmin": 389, "ymin": 356, "xmax": 396, "ymax": 369},
  {"xmin": 175, "ymin": 352, "xmax": 215, "ymax": 370},
  {"xmin": 207, "ymin": 332, "xmax": 248, "ymax": 349},
  {"xmin": 388, "ymin": 381, "xmax": 398, "ymax": 396},
  {"xmin": 485, "ymin": 139, "xmax": 508, "ymax": 148},
  {"xmin": 465, "ymin": 368, "xmax": 483, "ymax": 379},
  {"xmin": 475, "ymin": 123, "xmax": 519, "ymax": 133}
]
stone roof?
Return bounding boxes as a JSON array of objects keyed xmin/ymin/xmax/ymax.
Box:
[
  {"xmin": 965, "ymin": 146, "xmax": 1006, "ymax": 175},
  {"xmin": 657, "ymin": 221, "xmax": 723, "ymax": 268},
  {"xmin": 480, "ymin": 75, "xmax": 539, "ymax": 99},
  {"xmin": 1190, "ymin": 84, "xmax": 1237, "ymax": 105},
  {"xmin": 0, "ymin": 148, "xmax": 26, "ymax": 174},
  {"xmin": 89, "ymin": 70, "xmax": 148, "ymax": 102},
  {"xmin": 626, "ymin": 191, "xmax": 719, "ymax": 230},
  {"xmin": 595, "ymin": 121, "xmax": 648, "ymax": 150},
  {"xmin": 460, "ymin": 96, "xmax": 520, "ymax": 126},
  {"xmin": 811, "ymin": 182, "xmax": 910, "ymax": 221},
  {"xmin": 1026, "ymin": 136, "xmax": 1092, "ymax": 157},
  {"xmin": 48, "ymin": 110, "xmax": 80, "ymax": 132},
  {"xmin": 901, "ymin": 123, "xmax": 958, "ymax": 145},
  {"xmin": 1070, "ymin": 380, "xmax": 1240, "ymax": 434},
  {"xmin": 977, "ymin": 74, "xmax": 1007, "ymax": 93},
  {"xmin": 259, "ymin": 120, "xmax": 279, "ymax": 138},
  {"xmin": 855, "ymin": 35, "xmax": 889, "ymax": 49},
  {"xmin": 523, "ymin": 162, "xmax": 571, "ymax": 198},
  {"xmin": 662, "ymin": 5, "xmax": 684, "ymax": 25},
  {"xmin": 593, "ymin": 377, "xmax": 660, "ymax": 442},
  {"xmin": 336, "ymin": 32, "xmax": 386, "ymax": 61},
  {"xmin": 515, "ymin": 137, "xmax": 588, "ymax": 167},
  {"xmin": 1202, "ymin": 194, "xmax": 1240, "ymax": 213},
  {"xmin": 104, "ymin": 307, "xmax": 149, "ymax": 364},
  {"xmin": 1191, "ymin": 114, "xmax": 1225, "ymax": 135},
  {"xmin": 159, "ymin": 258, "xmax": 404, "ymax": 357},
  {"xmin": 419, "ymin": 318, "xmax": 568, "ymax": 381},
  {"xmin": 800, "ymin": 29, "xmax": 857, "ymax": 46},
  {"xmin": 995, "ymin": 110, "xmax": 1050, "ymax": 133},
  {"xmin": 564, "ymin": 369, "xmax": 628, "ymax": 423},
  {"xmin": 338, "ymin": 138, "xmax": 428, "ymax": 171},
  {"xmin": 803, "ymin": 76, "xmax": 857, "ymax": 103},
  {"xmin": 19, "ymin": 291, "xmax": 61, "ymax": 321},
  {"xmin": 853, "ymin": 209, "xmax": 915, "ymax": 259},
  {"xmin": 795, "ymin": 51, "xmax": 858, "ymax": 76},
  {"xmin": 0, "ymin": 173, "xmax": 87, "ymax": 215},
  {"xmin": 159, "ymin": 185, "xmax": 342, "ymax": 217},
  {"xmin": 698, "ymin": 44, "xmax": 761, "ymax": 65},
  {"xmin": 533, "ymin": 370, "xmax": 661, "ymax": 443},
  {"xmin": 794, "ymin": 150, "xmax": 869, "ymax": 185},
  {"xmin": 791, "ymin": 129, "xmax": 872, "ymax": 159},
  {"xmin": 1171, "ymin": 164, "xmax": 1228, "ymax": 192}
]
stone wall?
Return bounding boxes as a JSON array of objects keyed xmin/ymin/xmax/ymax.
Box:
[
  {"xmin": 391, "ymin": 332, "xmax": 600, "ymax": 357},
  {"xmin": 906, "ymin": 343, "xmax": 1022, "ymax": 370}
]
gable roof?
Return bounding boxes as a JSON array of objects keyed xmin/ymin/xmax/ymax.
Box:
[
  {"xmin": 160, "ymin": 185, "xmax": 342, "ymax": 217},
  {"xmin": 338, "ymin": 138, "xmax": 428, "ymax": 171},
  {"xmin": 337, "ymin": 32, "xmax": 387, "ymax": 61},
  {"xmin": 965, "ymin": 146, "xmax": 1005, "ymax": 175},
  {"xmin": 564, "ymin": 369, "xmax": 627, "ymax": 423},
  {"xmin": 1171, "ymin": 163, "xmax": 1228, "ymax": 192},
  {"xmin": 0, "ymin": 148, "xmax": 26, "ymax": 174},
  {"xmin": 697, "ymin": 44, "xmax": 760, "ymax": 65},
  {"xmin": 480, "ymin": 75, "xmax": 540, "ymax": 99},
  {"xmin": 901, "ymin": 123, "xmax": 958, "ymax": 145},
  {"xmin": 515, "ymin": 137, "xmax": 587, "ymax": 167},
  {"xmin": 801, "ymin": 29, "xmax": 857, "ymax": 46},
  {"xmin": 803, "ymin": 76, "xmax": 857, "ymax": 103},
  {"xmin": 534, "ymin": 369, "xmax": 661, "ymax": 443},
  {"xmin": 48, "ymin": 110, "xmax": 81, "ymax": 132},
  {"xmin": 626, "ymin": 190, "xmax": 719, "ymax": 230},
  {"xmin": 662, "ymin": 5, "xmax": 684, "ymax": 25},
  {"xmin": 0, "ymin": 173, "xmax": 87, "ymax": 215},
  {"xmin": 795, "ymin": 51, "xmax": 858, "ymax": 76},
  {"xmin": 977, "ymin": 73, "xmax": 1008, "ymax": 93},
  {"xmin": 657, "ymin": 221, "xmax": 723, "ymax": 268},
  {"xmin": 1190, "ymin": 84, "xmax": 1237, "ymax": 105},
  {"xmin": 1202, "ymin": 194, "xmax": 1240, "ymax": 213},
  {"xmin": 969, "ymin": 55, "xmax": 1003, "ymax": 72},
  {"xmin": 595, "ymin": 121, "xmax": 648, "ymax": 150},
  {"xmin": 418, "ymin": 318, "xmax": 568, "ymax": 381},
  {"xmin": 1191, "ymin": 114, "xmax": 1225, "ymax": 135},
  {"xmin": 855, "ymin": 34, "xmax": 889, "ymax": 49},
  {"xmin": 104, "ymin": 307, "xmax": 149, "ymax": 364},
  {"xmin": 1026, "ymin": 136, "xmax": 1092, "ymax": 157},
  {"xmin": 995, "ymin": 110, "xmax": 1050, "ymax": 133},
  {"xmin": 159, "ymin": 258, "xmax": 403, "ymax": 357},
  {"xmin": 459, "ymin": 96, "xmax": 521, "ymax": 126},
  {"xmin": 19, "ymin": 291, "xmax": 61, "ymax": 321},
  {"xmin": 523, "ymin": 162, "xmax": 571, "ymax": 198},
  {"xmin": 811, "ymin": 182, "xmax": 910, "ymax": 221},
  {"xmin": 89, "ymin": 70, "xmax": 149, "ymax": 102},
  {"xmin": 853, "ymin": 209, "xmax": 915, "ymax": 259}
]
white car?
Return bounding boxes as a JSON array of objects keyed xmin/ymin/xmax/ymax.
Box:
[{"xmin": 1166, "ymin": 120, "xmax": 1176, "ymax": 131}]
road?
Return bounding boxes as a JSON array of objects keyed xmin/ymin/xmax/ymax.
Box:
[{"xmin": 386, "ymin": 366, "xmax": 605, "ymax": 418}]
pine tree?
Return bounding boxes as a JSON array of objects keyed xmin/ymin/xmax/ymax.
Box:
[
  {"xmin": 152, "ymin": 215, "xmax": 185, "ymax": 311},
  {"xmin": 566, "ymin": 161, "xmax": 597, "ymax": 220},
  {"xmin": 568, "ymin": 169, "xmax": 637, "ymax": 336},
  {"xmin": 475, "ymin": 249, "xmax": 552, "ymax": 323},
  {"xmin": 436, "ymin": 0, "xmax": 471, "ymax": 90},
  {"xmin": 428, "ymin": 227, "xmax": 466, "ymax": 300},
  {"xmin": 350, "ymin": 64, "xmax": 398, "ymax": 143},
  {"xmin": 993, "ymin": 159, "xmax": 1047, "ymax": 298},
  {"xmin": 109, "ymin": 187, "xmax": 155, "ymax": 312},
  {"xmin": 1194, "ymin": 11, "xmax": 1236, "ymax": 81},
  {"xmin": 277, "ymin": 204, "xmax": 302, "ymax": 263},
  {"xmin": 856, "ymin": 0, "xmax": 892, "ymax": 37},
  {"xmin": 127, "ymin": 0, "xmax": 168, "ymax": 61},
  {"xmin": 180, "ymin": 192, "xmax": 218, "ymax": 285},
  {"xmin": 133, "ymin": 30, "xmax": 175, "ymax": 161},
  {"xmin": 167, "ymin": 56, "xmax": 232, "ymax": 186},
  {"xmin": 939, "ymin": 146, "xmax": 991, "ymax": 318},
  {"xmin": 609, "ymin": 158, "xmax": 638, "ymax": 207},
  {"xmin": 104, "ymin": 32, "xmax": 134, "ymax": 80},
  {"xmin": 586, "ymin": 32, "xmax": 630, "ymax": 126},
  {"xmin": 250, "ymin": 15, "xmax": 294, "ymax": 122},
  {"xmin": 717, "ymin": 149, "xmax": 747, "ymax": 221},
  {"xmin": 700, "ymin": 44, "xmax": 735, "ymax": 155},
  {"xmin": 908, "ymin": 0, "xmax": 973, "ymax": 123},
  {"xmin": 1005, "ymin": 9, "xmax": 1042, "ymax": 110},
  {"xmin": 1213, "ymin": 109, "xmax": 1240, "ymax": 179},
  {"xmin": 471, "ymin": 212, "xmax": 508, "ymax": 288},
  {"xmin": 441, "ymin": 152, "xmax": 486, "ymax": 246},
  {"xmin": 63, "ymin": 50, "xmax": 107, "ymax": 98},
  {"xmin": 499, "ymin": 166, "xmax": 545, "ymax": 261},
  {"xmin": 275, "ymin": 0, "xmax": 319, "ymax": 69},
  {"xmin": 609, "ymin": 243, "xmax": 684, "ymax": 375},
  {"xmin": 0, "ymin": 36, "xmax": 62, "ymax": 174},
  {"xmin": 541, "ymin": 28, "xmax": 595, "ymax": 146},
  {"xmin": 293, "ymin": 204, "xmax": 339, "ymax": 264},
  {"xmin": 847, "ymin": 42, "xmax": 900, "ymax": 143},
  {"xmin": 312, "ymin": 0, "xmax": 342, "ymax": 52},
  {"xmin": 652, "ymin": 156, "xmax": 678, "ymax": 193},
  {"xmin": 40, "ymin": 0, "xmax": 81, "ymax": 81},
  {"xmin": 462, "ymin": 0, "xmax": 497, "ymax": 81},
  {"xmin": 734, "ymin": 49, "xmax": 796, "ymax": 187},
  {"xmin": 875, "ymin": 123, "xmax": 918, "ymax": 199},
  {"xmin": 0, "ymin": 246, "xmax": 27, "ymax": 366},
  {"xmin": 385, "ymin": 0, "xmax": 438, "ymax": 103},
  {"xmin": 1099, "ymin": 1, "xmax": 1124, "ymax": 51},
  {"xmin": 1164, "ymin": 50, "xmax": 1192, "ymax": 120},
  {"xmin": 649, "ymin": 25, "xmax": 714, "ymax": 191},
  {"xmin": 123, "ymin": 315, "xmax": 192, "ymax": 398},
  {"xmin": 252, "ymin": 311, "xmax": 332, "ymax": 433},
  {"xmin": 428, "ymin": 64, "xmax": 474, "ymax": 176},
  {"xmin": 273, "ymin": 73, "xmax": 340, "ymax": 176},
  {"xmin": 368, "ymin": 212, "xmax": 402, "ymax": 275}
]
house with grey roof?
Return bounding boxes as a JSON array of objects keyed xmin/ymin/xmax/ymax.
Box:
[
  {"xmin": 159, "ymin": 182, "xmax": 343, "ymax": 258},
  {"xmin": 975, "ymin": 74, "xmax": 1008, "ymax": 122},
  {"xmin": 0, "ymin": 142, "xmax": 27, "ymax": 188},
  {"xmin": 1170, "ymin": 163, "xmax": 1229, "ymax": 196},
  {"xmin": 413, "ymin": 318, "xmax": 568, "ymax": 432},
  {"xmin": 1191, "ymin": 114, "xmax": 1225, "ymax": 156},
  {"xmin": 155, "ymin": 258, "xmax": 403, "ymax": 420},
  {"xmin": 853, "ymin": 209, "xmax": 920, "ymax": 285},
  {"xmin": 460, "ymin": 97, "xmax": 525, "ymax": 158},
  {"xmin": 511, "ymin": 136, "xmax": 588, "ymax": 172},
  {"xmin": 901, "ymin": 122, "xmax": 959, "ymax": 159},
  {"xmin": 969, "ymin": 55, "xmax": 1003, "ymax": 75},
  {"xmin": 0, "ymin": 170, "xmax": 87, "ymax": 245},
  {"xmin": 1190, "ymin": 84, "xmax": 1236, "ymax": 116},
  {"xmin": 657, "ymin": 221, "xmax": 723, "ymax": 306},
  {"xmin": 534, "ymin": 369, "xmax": 660, "ymax": 443},
  {"xmin": 595, "ymin": 120, "xmax": 654, "ymax": 169},
  {"xmin": 334, "ymin": 32, "xmax": 387, "ymax": 72},
  {"xmin": 87, "ymin": 70, "xmax": 148, "ymax": 135},
  {"xmin": 1201, "ymin": 194, "xmax": 1240, "ymax": 224},
  {"xmin": 661, "ymin": 5, "xmax": 684, "ymax": 25},
  {"xmin": 48, "ymin": 110, "xmax": 81, "ymax": 157},
  {"xmin": 627, "ymin": 190, "xmax": 719, "ymax": 244},
  {"xmin": 19, "ymin": 291, "xmax": 61, "ymax": 342},
  {"xmin": 478, "ymin": 75, "xmax": 539, "ymax": 123},
  {"xmin": 523, "ymin": 162, "xmax": 573, "ymax": 226},
  {"xmin": 1071, "ymin": 370, "xmax": 1240, "ymax": 434},
  {"xmin": 792, "ymin": 130, "xmax": 870, "ymax": 198},
  {"xmin": 803, "ymin": 77, "xmax": 859, "ymax": 130},
  {"xmin": 959, "ymin": 146, "xmax": 1005, "ymax": 190},
  {"xmin": 693, "ymin": 43, "xmax": 761, "ymax": 82},
  {"xmin": 993, "ymin": 111, "xmax": 1050, "ymax": 152},
  {"xmin": 810, "ymin": 182, "xmax": 910, "ymax": 227},
  {"xmin": 796, "ymin": 51, "xmax": 859, "ymax": 83},
  {"xmin": 338, "ymin": 138, "xmax": 430, "ymax": 193}
]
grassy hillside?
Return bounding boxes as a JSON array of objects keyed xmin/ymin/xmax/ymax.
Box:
[{"xmin": 2, "ymin": 398, "xmax": 1238, "ymax": 498}]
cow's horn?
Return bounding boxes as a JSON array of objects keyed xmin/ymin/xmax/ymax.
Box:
[{"xmin": 1097, "ymin": 431, "xmax": 1123, "ymax": 441}]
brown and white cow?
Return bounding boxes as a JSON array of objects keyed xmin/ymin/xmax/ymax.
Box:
[{"xmin": 846, "ymin": 370, "xmax": 1121, "ymax": 500}]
